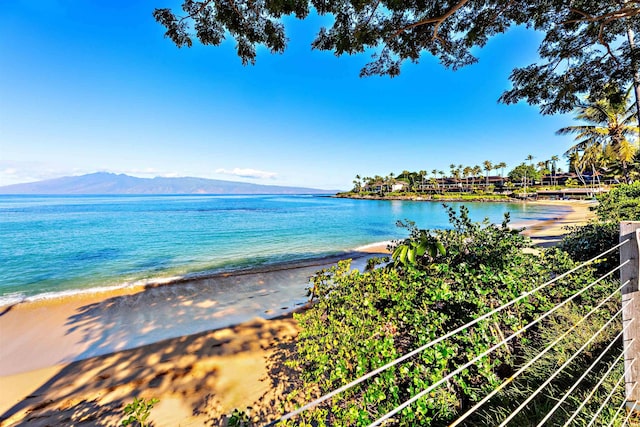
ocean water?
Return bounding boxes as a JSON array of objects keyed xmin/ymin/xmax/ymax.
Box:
[{"xmin": 0, "ymin": 195, "xmax": 569, "ymax": 306}]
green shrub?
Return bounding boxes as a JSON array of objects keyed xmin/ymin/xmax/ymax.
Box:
[
  {"xmin": 121, "ymin": 397, "xmax": 158, "ymax": 427},
  {"xmin": 565, "ymin": 178, "xmax": 579, "ymax": 187},
  {"xmin": 595, "ymin": 182, "xmax": 640, "ymax": 221},
  {"xmin": 558, "ymin": 221, "xmax": 620, "ymax": 275},
  {"xmin": 558, "ymin": 182, "xmax": 640, "ymax": 275},
  {"xmin": 228, "ymin": 408, "xmax": 253, "ymax": 427},
  {"xmin": 285, "ymin": 206, "xmax": 608, "ymax": 426}
]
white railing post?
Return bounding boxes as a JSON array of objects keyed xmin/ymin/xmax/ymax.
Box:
[{"xmin": 620, "ymin": 221, "xmax": 640, "ymax": 413}]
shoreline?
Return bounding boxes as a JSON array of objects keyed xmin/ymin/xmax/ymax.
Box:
[
  {"xmin": 0, "ymin": 199, "xmax": 579, "ymax": 310},
  {"xmin": 333, "ymin": 192, "xmax": 598, "ymax": 203},
  {"xmin": 0, "ymin": 247, "xmax": 391, "ymax": 377},
  {"xmin": 334, "ymin": 192, "xmax": 517, "ymax": 202},
  {"xmin": 0, "ymin": 243, "xmax": 393, "ymax": 310},
  {"xmin": 519, "ymin": 200, "xmax": 596, "ymax": 247},
  {"xmin": 0, "ymin": 201, "xmax": 595, "ymax": 426}
]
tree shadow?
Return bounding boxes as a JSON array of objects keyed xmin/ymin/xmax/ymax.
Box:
[
  {"xmin": 59, "ymin": 251, "xmax": 374, "ymax": 364},
  {"xmin": 0, "ymin": 304, "xmax": 15, "ymax": 317},
  {"xmin": 0, "ymin": 252, "xmax": 378, "ymax": 426},
  {"xmin": 1, "ymin": 314, "xmax": 300, "ymax": 426}
]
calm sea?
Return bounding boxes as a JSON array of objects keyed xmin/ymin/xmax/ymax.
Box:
[{"xmin": 0, "ymin": 195, "xmax": 568, "ymax": 306}]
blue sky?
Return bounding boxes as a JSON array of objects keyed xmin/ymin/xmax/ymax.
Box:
[{"xmin": 1, "ymin": 1, "xmax": 578, "ymax": 190}]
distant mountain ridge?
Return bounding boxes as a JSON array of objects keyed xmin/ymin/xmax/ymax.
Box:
[{"xmin": 0, "ymin": 172, "xmax": 334, "ymax": 195}]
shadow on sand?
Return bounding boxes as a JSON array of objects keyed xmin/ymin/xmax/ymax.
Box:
[
  {"xmin": 0, "ymin": 252, "xmax": 384, "ymax": 426},
  {"xmin": 0, "ymin": 313, "xmax": 301, "ymax": 426}
]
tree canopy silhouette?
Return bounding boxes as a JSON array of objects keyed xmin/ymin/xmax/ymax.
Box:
[{"xmin": 153, "ymin": 1, "xmax": 640, "ymax": 120}]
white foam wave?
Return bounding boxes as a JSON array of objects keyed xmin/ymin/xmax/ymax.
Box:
[
  {"xmin": 0, "ymin": 293, "xmax": 27, "ymax": 307},
  {"xmin": 0, "ymin": 274, "xmax": 192, "ymax": 308},
  {"xmin": 353, "ymin": 240, "xmax": 394, "ymax": 252}
]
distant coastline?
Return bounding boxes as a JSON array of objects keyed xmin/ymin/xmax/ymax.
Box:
[
  {"xmin": 334, "ymin": 192, "xmax": 517, "ymax": 203},
  {"xmin": 334, "ymin": 188, "xmax": 604, "ymax": 202},
  {"xmin": 0, "ymin": 172, "xmax": 337, "ymax": 195}
]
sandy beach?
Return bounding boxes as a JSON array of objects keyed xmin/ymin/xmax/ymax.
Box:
[
  {"xmin": 0, "ymin": 201, "xmax": 595, "ymax": 426},
  {"xmin": 519, "ymin": 200, "xmax": 596, "ymax": 247}
]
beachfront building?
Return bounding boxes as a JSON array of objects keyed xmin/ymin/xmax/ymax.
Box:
[{"xmin": 391, "ymin": 182, "xmax": 409, "ymax": 192}]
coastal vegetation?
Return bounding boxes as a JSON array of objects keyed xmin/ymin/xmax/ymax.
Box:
[
  {"xmin": 559, "ymin": 86, "xmax": 640, "ymax": 184},
  {"xmin": 559, "ymin": 181, "xmax": 640, "ymax": 275},
  {"xmin": 339, "ymin": 152, "xmax": 638, "ymax": 201},
  {"xmin": 121, "ymin": 397, "xmax": 159, "ymax": 427},
  {"xmin": 594, "ymin": 181, "xmax": 640, "ymax": 222},
  {"xmin": 342, "ymin": 87, "xmax": 639, "ymax": 202},
  {"xmin": 278, "ymin": 202, "xmax": 628, "ymax": 426}
]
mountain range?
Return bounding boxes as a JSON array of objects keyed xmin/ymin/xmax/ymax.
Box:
[{"xmin": 0, "ymin": 172, "xmax": 335, "ymax": 195}]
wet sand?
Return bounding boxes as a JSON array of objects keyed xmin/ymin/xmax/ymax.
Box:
[
  {"xmin": 0, "ymin": 202, "xmax": 594, "ymax": 426},
  {"xmin": 519, "ymin": 200, "xmax": 596, "ymax": 247}
]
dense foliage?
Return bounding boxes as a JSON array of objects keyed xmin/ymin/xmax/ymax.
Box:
[
  {"xmin": 558, "ymin": 221, "xmax": 620, "ymax": 275},
  {"xmin": 154, "ymin": 1, "xmax": 640, "ymax": 120},
  {"xmin": 559, "ymin": 182, "xmax": 640, "ymax": 275},
  {"xmin": 506, "ymin": 163, "xmax": 540, "ymax": 185},
  {"xmin": 559, "ymin": 88, "xmax": 639, "ymax": 184},
  {"xmin": 594, "ymin": 181, "xmax": 640, "ymax": 222},
  {"xmin": 282, "ymin": 206, "xmax": 621, "ymax": 426}
]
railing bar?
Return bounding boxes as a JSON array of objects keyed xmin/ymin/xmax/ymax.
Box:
[
  {"xmin": 621, "ymin": 398, "xmax": 639, "ymax": 427},
  {"xmin": 586, "ymin": 363, "xmax": 636, "ymax": 427},
  {"xmin": 605, "ymin": 398, "xmax": 627, "ymax": 427},
  {"xmin": 497, "ymin": 302, "xmax": 631, "ymax": 427},
  {"xmin": 606, "ymin": 380, "xmax": 638, "ymax": 427},
  {"xmin": 368, "ymin": 299, "xmax": 632, "ymax": 427},
  {"xmin": 266, "ymin": 240, "xmax": 630, "ymax": 426},
  {"xmin": 450, "ymin": 279, "xmax": 630, "ymax": 427},
  {"xmin": 536, "ymin": 329, "xmax": 630, "ymax": 426},
  {"xmin": 562, "ymin": 349, "xmax": 626, "ymax": 426}
]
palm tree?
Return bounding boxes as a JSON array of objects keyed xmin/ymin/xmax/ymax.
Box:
[
  {"xmin": 463, "ymin": 166, "xmax": 473, "ymax": 189},
  {"xmin": 482, "ymin": 160, "xmax": 493, "ymax": 186},
  {"xmin": 373, "ymin": 175, "xmax": 384, "ymax": 193},
  {"xmin": 430, "ymin": 169, "xmax": 438, "ymax": 190},
  {"xmin": 523, "ymin": 154, "xmax": 535, "ymax": 193},
  {"xmin": 449, "ymin": 164, "xmax": 456, "ymax": 180},
  {"xmin": 536, "ymin": 161, "xmax": 549, "ymax": 186},
  {"xmin": 354, "ymin": 174, "xmax": 362, "ymax": 192},
  {"xmin": 557, "ymin": 88, "xmax": 639, "ymax": 183},
  {"xmin": 566, "ymin": 143, "xmax": 606, "ymax": 187},
  {"xmin": 419, "ymin": 170, "xmax": 427, "ymax": 192},
  {"xmin": 496, "ymin": 162, "xmax": 507, "ymax": 185},
  {"xmin": 537, "ymin": 161, "xmax": 547, "ymax": 172},
  {"xmin": 550, "ymin": 155, "xmax": 560, "ymax": 186},
  {"xmin": 401, "ymin": 170, "xmax": 412, "ymax": 190},
  {"xmin": 472, "ymin": 165, "xmax": 482, "ymax": 186},
  {"xmin": 453, "ymin": 167, "xmax": 461, "ymax": 185}
]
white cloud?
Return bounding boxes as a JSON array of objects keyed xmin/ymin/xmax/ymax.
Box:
[
  {"xmin": 0, "ymin": 162, "xmax": 191, "ymax": 186},
  {"xmin": 161, "ymin": 172, "xmax": 182, "ymax": 178},
  {"xmin": 0, "ymin": 161, "xmax": 77, "ymax": 186},
  {"xmin": 114, "ymin": 168, "xmax": 184, "ymax": 178},
  {"xmin": 215, "ymin": 168, "xmax": 277, "ymax": 180}
]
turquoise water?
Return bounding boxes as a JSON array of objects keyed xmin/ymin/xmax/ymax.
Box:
[{"xmin": 0, "ymin": 195, "xmax": 568, "ymax": 305}]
